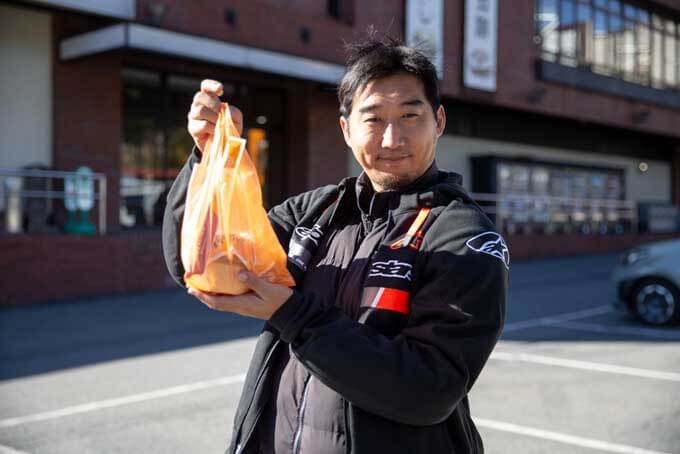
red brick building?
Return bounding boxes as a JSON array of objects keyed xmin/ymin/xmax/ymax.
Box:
[{"xmin": 1, "ymin": 0, "xmax": 679, "ymax": 303}]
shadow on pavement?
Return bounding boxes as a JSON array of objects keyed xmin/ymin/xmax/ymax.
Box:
[
  {"xmin": 2, "ymin": 252, "xmax": 678, "ymax": 380},
  {"xmin": 0, "ymin": 288, "xmax": 264, "ymax": 380}
]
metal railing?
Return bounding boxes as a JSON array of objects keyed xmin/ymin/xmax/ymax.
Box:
[
  {"xmin": 0, "ymin": 168, "xmax": 107, "ymax": 235},
  {"xmin": 470, "ymin": 192, "xmax": 638, "ymax": 235},
  {"xmin": 0, "ymin": 168, "xmax": 640, "ymax": 237}
]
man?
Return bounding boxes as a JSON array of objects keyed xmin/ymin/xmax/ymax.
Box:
[{"xmin": 163, "ymin": 36, "xmax": 508, "ymax": 454}]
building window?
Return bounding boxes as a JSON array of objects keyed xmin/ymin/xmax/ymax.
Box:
[
  {"xmin": 472, "ymin": 156, "xmax": 628, "ymax": 236},
  {"xmin": 536, "ymin": 0, "xmax": 680, "ymax": 91},
  {"xmin": 327, "ymin": 0, "xmax": 353, "ymax": 25},
  {"xmin": 120, "ymin": 69, "xmax": 276, "ymax": 229}
]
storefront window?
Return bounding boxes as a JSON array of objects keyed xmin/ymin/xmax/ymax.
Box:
[
  {"xmin": 120, "ymin": 68, "xmax": 166, "ymax": 228},
  {"xmin": 479, "ymin": 157, "xmax": 627, "ymax": 236},
  {"xmin": 120, "ymin": 69, "xmax": 277, "ymax": 228}
]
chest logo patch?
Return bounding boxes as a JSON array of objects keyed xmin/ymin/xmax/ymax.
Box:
[
  {"xmin": 368, "ymin": 260, "xmax": 413, "ymax": 281},
  {"xmin": 293, "ymin": 224, "xmax": 323, "ymax": 245},
  {"xmin": 466, "ymin": 231, "xmax": 510, "ymax": 270}
]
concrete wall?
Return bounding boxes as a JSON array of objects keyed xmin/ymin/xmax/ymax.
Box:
[
  {"xmin": 349, "ymin": 133, "xmax": 671, "ymax": 204},
  {"xmin": 0, "ymin": 3, "xmax": 52, "ymax": 170},
  {"xmin": 436, "ymin": 134, "xmax": 672, "ymax": 203}
]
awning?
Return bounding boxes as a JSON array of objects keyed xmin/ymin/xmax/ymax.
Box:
[
  {"xmin": 21, "ymin": 0, "xmax": 135, "ymax": 20},
  {"xmin": 60, "ymin": 23, "xmax": 346, "ymax": 84}
]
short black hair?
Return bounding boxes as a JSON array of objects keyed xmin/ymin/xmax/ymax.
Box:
[{"xmin": 338, "ymin": 33, "xmax": 440, "ymax": 118}]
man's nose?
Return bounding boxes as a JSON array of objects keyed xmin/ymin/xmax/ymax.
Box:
[{"xmin": 381, "ymin": 122, "xmax": 403, "ymax": 149}]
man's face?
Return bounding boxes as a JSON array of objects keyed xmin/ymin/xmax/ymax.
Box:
[{"xmin": 339, "ymin": 73, "xmax": 446, "ymax": 192}]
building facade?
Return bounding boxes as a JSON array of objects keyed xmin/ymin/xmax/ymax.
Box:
[{"xmin": 1, "ymin": 0, "xmax": 678, "ymax": 303}]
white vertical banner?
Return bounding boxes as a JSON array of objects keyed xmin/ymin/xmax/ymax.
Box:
[
  {"xmin": 405, "ymin": 0, "xmax": 444, "ymax": 79},
  {"xmin": 464, "ymin": 0, "xmax": 498, "ymax": 91}
]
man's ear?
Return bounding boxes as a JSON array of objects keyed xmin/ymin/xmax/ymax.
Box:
[
  {"xmin": 435, "ymin": 105, "xmax": 446, "ymax": 138},
  {"xmin": 339, "ymin": 115, "xmax": 352, "ymax": 148}
]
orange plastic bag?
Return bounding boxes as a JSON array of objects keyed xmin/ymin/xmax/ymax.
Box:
[{"xmin": 181, "ymin": 103, "xmax": 294, "ymax": 294}]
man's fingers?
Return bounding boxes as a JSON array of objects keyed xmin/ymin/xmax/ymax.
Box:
[
  {"xmin": 192, "ymin": 91, "xmax": 221, "ymax": 113},
  {"xmin": 188, "ymin": 103, "xmax": 218, "ymax": 124},
  {"xmin": 238, "ymin": 271, "xmax": 275, "ymax": 299},
  {"xmin": 188, "ymin": 287, "xmax": 235, "ymax": 310},
  {"xmin": 187, "ymin": 119, "xmax": 215, "ymax": 138},
  {"xmin": 201, "ymin": 79, "xmax": 224, "ymax": 96}
]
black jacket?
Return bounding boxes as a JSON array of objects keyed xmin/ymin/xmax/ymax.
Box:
[{"xmin": 163, "ymin": 150, "xmax": 508, "ymax": 453}]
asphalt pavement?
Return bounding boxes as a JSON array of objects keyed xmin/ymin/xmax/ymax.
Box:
[{"xmin": 1, "ymin": 252, "xmax": 679, "ymax": 454}]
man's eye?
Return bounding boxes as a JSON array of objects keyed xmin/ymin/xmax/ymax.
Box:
[
  {"xmin": 403, "ymin": 113, "xmax": 419, "ymax": 119},
  {"xmin": 364, "ymin": 117, "xmax": 380, "ymax": 123}
]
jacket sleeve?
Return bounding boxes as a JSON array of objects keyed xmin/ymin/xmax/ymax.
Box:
[
  {"xmin": 162, "ymin": 148, "xmax": 201, "ymax": 287},
  {"xmin": 267, "ymin": 202, "xmax": 508, "ymax": 426}
]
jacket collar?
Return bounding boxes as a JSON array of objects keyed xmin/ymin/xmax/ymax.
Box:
[{"xmin": 354, "ymin": 161, "xmax": 440, "ymax": 219}]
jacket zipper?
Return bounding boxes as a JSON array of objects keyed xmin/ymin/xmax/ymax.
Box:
[
  {"xmin": 292, "ymin": 374, "xmax": 313, "ymax": 454},
  {"xmin": 234, "ymin": 339, "xmax": 281, "ymax": 454},
  {"xmin": 344, "ymin": 399, "xmax": 353, "ymax": 454}
]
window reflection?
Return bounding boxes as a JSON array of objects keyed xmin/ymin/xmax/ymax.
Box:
[
  {"xmin": 536, "ymin": 0, "xmax": 680, "ymax": 91},
  {"xmin": 537, "ymin": 0, "xmax": 560, "ymax": 61},
  {"xmin": 622, "ymin": 18, "xmax": 636, "ymax": 82},
  {"xmin": 560, "ymin": 0, "xmax": 577, "ymax": 67},
  {"xmin": 576, "ymin": 0, "xmax": 593, "ymax": 68},
  {"xmin": 665, "ymin": 21, "xmax": 677, "ymax": 88}
]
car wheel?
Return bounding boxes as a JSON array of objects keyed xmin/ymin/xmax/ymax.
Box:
[{"xmin": 631, "ymin": 278, "xmax": 680, "ymax": 326}]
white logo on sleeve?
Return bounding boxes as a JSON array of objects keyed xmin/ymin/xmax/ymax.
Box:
[
  {"xmin": 466, "ymin": 232, "xmax": 510, "ymax": 269},
  {"xmin": 368, "ymin": 260, "xmax": 413, "ymax": 281}
]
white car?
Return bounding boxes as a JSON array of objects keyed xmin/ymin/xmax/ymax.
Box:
[{"xmin": 611, "ymin": 239, "xmax": 680, "ymax": 325}]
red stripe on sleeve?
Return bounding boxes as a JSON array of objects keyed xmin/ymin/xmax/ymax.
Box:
[{"xmin": 375, "ymin": 288, "xmax": 411, "ymax": 314}]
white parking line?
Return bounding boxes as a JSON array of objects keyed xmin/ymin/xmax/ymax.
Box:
[
  {"xmin": 475, "ymin": 417, "xmax": 672, "ymax": 454},
  {"xmin": 491, "ymin": 351, "xmax": 680, "ymax": 382},
  {"xmin": 0, "ymin": 373, "xmax": 246, "ymax": 429},
  {"xmin": 503, "ymin": 305, "xmax": 614, "ymax": 332},
  {"xmin": 1, "ymin": 371, "xmax": 674, "ymax": 454},
  {"xmin": 0, "ymin": 444, "xmax": 31, "ymax": 454},
  {"xmin": 557, "ymin": 321, "xmax": 680, "ymax": 340}
]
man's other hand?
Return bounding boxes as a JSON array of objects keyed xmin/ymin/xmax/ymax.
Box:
[{"xmin": 187, "ymin": 271, "xmax": 294, "ymax": 320}]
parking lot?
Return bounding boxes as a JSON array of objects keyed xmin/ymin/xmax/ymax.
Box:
[{"xmin": 1, "ymin": 252, "xmax": 679, "ymax": 454}]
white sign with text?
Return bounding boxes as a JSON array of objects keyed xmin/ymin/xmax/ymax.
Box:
[
  {"xmin": 464, "ymin": 0, "xmax": 498, "ymax": 91},
  {"xmin": 406, "ymin": 0, "xmax": 444, "ymax": 79}
]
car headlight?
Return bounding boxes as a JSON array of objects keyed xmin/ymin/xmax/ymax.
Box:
[{"xmin": 620, "ymin": 248, "xmax": 650, "ymax": 265}]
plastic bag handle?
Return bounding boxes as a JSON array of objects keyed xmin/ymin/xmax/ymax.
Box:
[{"xmin": 222, "ymin": 103, "xmax": 241, "ymax": 138}]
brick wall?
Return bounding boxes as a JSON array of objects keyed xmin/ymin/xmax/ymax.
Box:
[
  {"xmin": 135, "ymin": 0, "xmax": 405, "ymax": 65},
  {"xmin": 0, "ymin": 231, "xmax": 172, "ymax": 305},
  {"xmin": 52, "ymin": 14, "xmax": 122, "ymax": 233},
  {"xmin": 132, "ymin": 1, "xmax": 680, "ymax": 141},
  {"xmin": 307, "ymin": 88, "xmax": 348, "ymax": 188}
]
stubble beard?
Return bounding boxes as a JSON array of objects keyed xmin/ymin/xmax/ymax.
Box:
[{"xmin": 371, "ymin": 172, "xmax": 413, "ymax": 192}]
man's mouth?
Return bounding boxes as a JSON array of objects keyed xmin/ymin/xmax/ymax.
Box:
[{"xmin": 378, "ymin": 155, "xmax": 410, "ymax": 162}]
